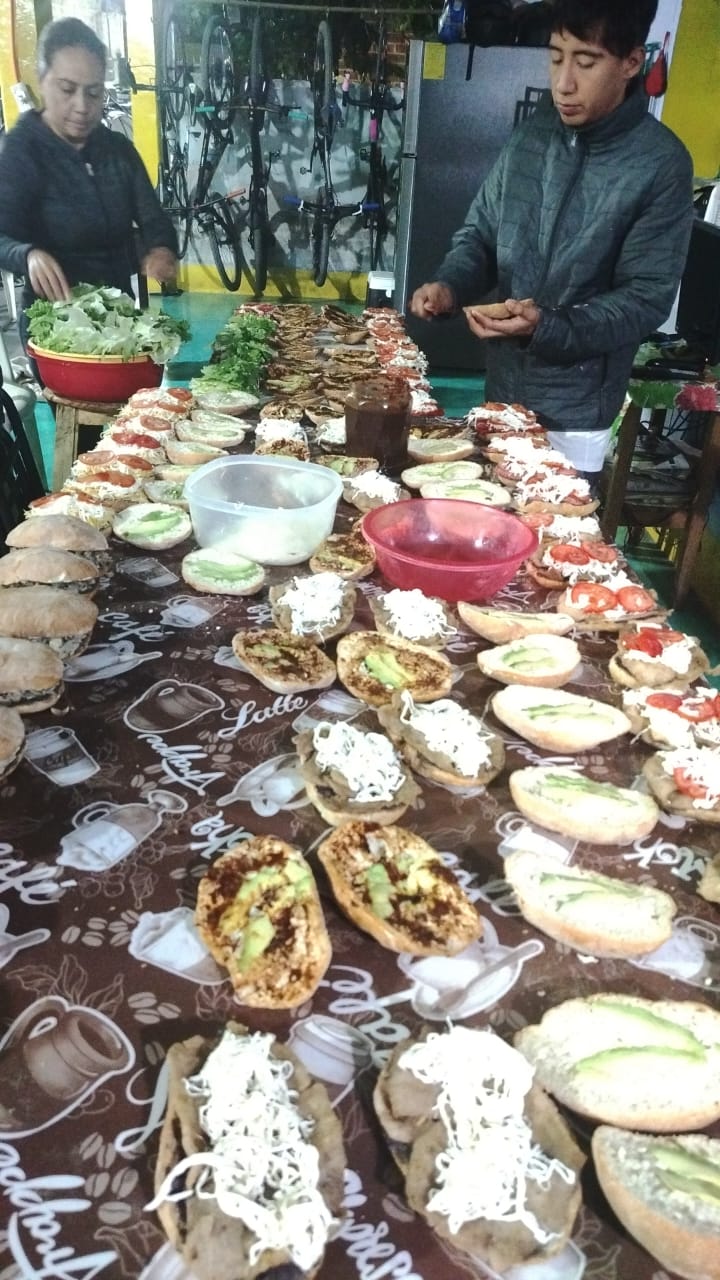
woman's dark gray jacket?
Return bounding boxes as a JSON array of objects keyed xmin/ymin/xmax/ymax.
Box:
[
  {"xmin": 433, "ymin": 84, "xmax": 695, "ymax": 432},
  {"xmin": 0, "ymin": 110, "xmax": 176, "ymax": 308}
]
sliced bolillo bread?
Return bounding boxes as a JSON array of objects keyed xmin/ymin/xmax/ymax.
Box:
[
  {"xmin": 503, "ymin": 850, "xmax": 676, "ymax": 957},
  {"xmin": 112, "ymin": 503, "xmax": 193, "ymax": 550},
  {"xmin": 514, "ymin": 993, "xmax": 720, "ymax": 1131},
  {"xmin": 591, "ymin": 1126, "xmax": 720, "ymax": 1280},
  {"xmin": 336, "ymin": 631, "xmax": 453, "ymax": 707},
  {"xmin": 377, "ymin": 690, "xmax": 505, "ymax": 789},
  {"xmin": 476, "ymin": 634, "xmax": 581, "ymax": 688},
  {"xmin": 457, "ymin": 603, "xmax": 575, "ymax": 643},
  {"xmin": 181, "ymin": 548, "xmax": 265, "ymax": 596},
  {"xmin": 491, "ymin": 685, "xmax": 631, "ymax": 753},
  {"xmin": 508, "ymin": 765, "xmax": 659, "ymax": 844}
]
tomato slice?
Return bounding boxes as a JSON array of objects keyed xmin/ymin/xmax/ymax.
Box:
[
  {"xmin": 569, "ymin": 583, "xmax": 617, "ymax": 613},
  {"xmin": 677, "ymin": 695, "xmax": 720, "ymax": 723},
  {"xmin": 548, "ymin": 543, "xmax": 591, "ymax": 566},
  {"xmin": 673, "ymin": 767, "xmax": 708, "ymax": 799},
  {"xmin": 522, "ymin": 512, "xmax": 554, "ymax": 530},
  {"xmin": 616, "ymin": 586, "xmax": 656, "ymax": 614},
  {"xmin": 587, "ymin": 543, "xmax": 619, "ymax": 564},
  {"xmin": 622, "ymin": 630, "xmax": 664, "ymax": 657},
  {"xmin": 646, "ymin": 692, "xmax": 684, "ymax": 712}
]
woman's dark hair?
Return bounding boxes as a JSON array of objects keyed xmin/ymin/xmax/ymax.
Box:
[
  {"xmin": 37, "ymin": 17, "xmax": 107, "ymax": 79},
  {"xmin": 550, "ymin": 0, "xmax": 658, "ymax": 57}
]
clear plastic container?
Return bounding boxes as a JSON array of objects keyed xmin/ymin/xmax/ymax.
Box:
[{"xmin": 185, "ymin": 455, "xmax": 343, "ymax": 566}]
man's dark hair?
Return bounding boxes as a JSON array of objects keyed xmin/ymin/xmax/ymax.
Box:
[
  {"xmin": 550, "ymin": 0, "xmax": 658, "ymax": 58},
  {"xmin": 37, "ymin": 17, "xmax": 107, "ymax": 78}
]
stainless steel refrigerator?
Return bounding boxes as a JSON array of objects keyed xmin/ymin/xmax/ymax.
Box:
[{"xmin": 394, "ymin": 40, "xmax": 551, "ymax": 370}]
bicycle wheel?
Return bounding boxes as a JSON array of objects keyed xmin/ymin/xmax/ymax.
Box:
[
  {"xmin": 200, "ymin": 16, "xmax": 236, "ymax": 132},
  {"xmin": 205, "ymin": 197, "xmax": 242, "ymax": 291},
  {"xmin": 313, "ymin": 19, "xmax": 335, "ymax": 150},
  {"xmin": 168, "ymin": 153, "xmax": 191, "ymax": 260},
  {"xmin": 159, "ymin": 7, "xmax": 188, "ymax": 124},
  {"xmin": 312, "ymin": 210, "xmax": 331, "ymax": 288},
  {"xmin": 249, "ymin": 12, "xmax": 268, "ymax": 130},
  {"xmin": 248, "ymin": 178, "xmax": 269, "ymax": 294}
]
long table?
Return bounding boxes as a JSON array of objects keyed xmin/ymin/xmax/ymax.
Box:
[{"xmin": 1, "ymin": 494, "xmax": 718, "ymax": 1280}]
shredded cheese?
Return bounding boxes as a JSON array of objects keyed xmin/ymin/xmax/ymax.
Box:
[
  {"xmin": 625, "ymin": 632, "xmax": 695, "ymax": 675},
  {"xmin": 469, "ymin": 404, "xmax": 538, "ymax": 431},
  {"xmin": 380, "ymin": 589, "xmax": 456, "ymax": 642},
  {"xmin": 399, "ymin": 1027, "xmax": 575, "ymax": 1239},
  {"xmin": 146, "ymin": 1029, "xmax": 336, "ymax": 1272},
  {"xmin": 515, "ymin": 472, "xmax": 590, "ymax": 505},
  {"xmin": 278, "ymin": 572, "xmax": 346, "ymax": 635},
  {"xmin": 255, "ymin": 419, "xmax": 306, "ymax": 444},
  {"xmin": 311, "ymin": 721, "xmax": 407, "ymax": 803},
  {"xmin": 661, "ymin": 746, "xmax": 720, "ymax": 808},
  {"xmin": 349, "ymin": 470, "xmax": 404, "ymax": 501},
  {"xmin": 542, "ymin": 514, "xmax": 602, "ymax": 541},
  {"xmin": 399, "ymin": 691, "xmax": 492, "ymax": 777}
]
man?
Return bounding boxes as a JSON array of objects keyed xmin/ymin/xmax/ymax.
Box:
[{"xmin": 410, "ymin": 0, "xmax": 694, "ymax": 484}]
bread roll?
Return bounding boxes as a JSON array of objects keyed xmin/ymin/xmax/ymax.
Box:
[
  {"xmin": 492, "ymin": 685, "xmax": 631, "ymax": 752},
  {"xmin": 509, "ymin": 765, "xmax": 659, "ymax": 844},
  {"xmin": 477, "ymin": 634, "xmax": 581, "ymax": 688},
  {"xmin": 336, "ymin": 631, "xmax": 453, "ymax": 707},
  {"xmin": 514, "ymin": 993, "xmax": 720, "ymax": 1131},
  {"xmin": 457, "ymin": 603, "xmax": 574, "ymax": 643}
]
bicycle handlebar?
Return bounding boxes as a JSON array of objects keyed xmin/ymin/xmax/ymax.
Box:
[{"xmin": 284, "ymin": 195, "xmax": 379, "ymax": 215}]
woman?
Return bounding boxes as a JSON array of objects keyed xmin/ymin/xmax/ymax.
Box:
[{"xmin": 0, "ymin": 17, "xmax": 177, "ymax": 321}]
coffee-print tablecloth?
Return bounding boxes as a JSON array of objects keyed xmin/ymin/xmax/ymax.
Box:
[{"xmin": 1, "ymin": 509, "xmax": 718, "ymax": 1280}]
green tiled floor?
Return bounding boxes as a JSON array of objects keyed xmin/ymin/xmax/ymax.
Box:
[{"xmin": 31, "ymin": 292, "xmax": 719, "ymax": 676}]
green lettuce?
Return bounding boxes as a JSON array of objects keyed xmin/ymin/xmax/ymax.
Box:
[{"xmin": 26, "ymin": 285, "xmax": 190, "ymax": 365}]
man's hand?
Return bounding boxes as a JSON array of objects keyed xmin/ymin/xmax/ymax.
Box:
[
  {"xmin": 142, "ymin": 247, "xmax": 178, "ymax": 284},
  {"xmin": 26, "ymin": 249, "xmax": 71, "ymax": 302},
  {"xmin": 464, "ymin": 297, "xmax": 540, "ymax": 340},
  {"xmin": 409, "ymin": 281, "xmax": 455, "ymax": 319}
]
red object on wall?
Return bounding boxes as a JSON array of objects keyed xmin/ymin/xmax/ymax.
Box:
[{"xmin": 645, "ymin": 31, "xmax": 670, "ymax": 98}]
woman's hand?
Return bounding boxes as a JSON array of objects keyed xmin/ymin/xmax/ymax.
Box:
[
  {"xmin": 142, "ymin": 246, "xmax": 178, "ymax": 284},
  {"xmin": 27, "ymin": 249, "xmax": 71, "ymax": 302}
]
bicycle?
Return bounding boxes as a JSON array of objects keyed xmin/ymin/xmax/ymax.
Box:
[
  {"xmin": 285, "ymin": 18, "xmax": 378, "ymax": 287},
  {"xmin": 341, "ymin": 18, "xmax": 405, "ymax": 272}
]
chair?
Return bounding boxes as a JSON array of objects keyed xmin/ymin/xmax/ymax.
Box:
[
  {"xmin": 0, "ymin": 376, "xmax": 47, "ymax": 546},
  {"xmin": 601, "ymin": 386, "xmax": 720, "ymax": 605},
  {"xmin": 45, "ymin": 390, "xmax": 125, "ymax": 489}
]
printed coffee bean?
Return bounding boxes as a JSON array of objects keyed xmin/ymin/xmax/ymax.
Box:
[
  {"xmin": 97, "ymin": 1142, "xmax": 117, "ymax": 1171},
  {"xmin": 79, "ymin": 1132, "xmax": 103, "ymax": 1160},
  {"xmin": 85, "ymin": 1171, "xmax": 110, "ymax": 1198},
  {"xmin": 61, "ymin": 925, "xmax": 81, "ymax": 944},
  {"xmin": 98, "ymin": 1201, "xmax": 132, "ymax": 1226},
  {"xmin": 111, "ymin": 1167, "xmax": 138, "ymax": 1197}
]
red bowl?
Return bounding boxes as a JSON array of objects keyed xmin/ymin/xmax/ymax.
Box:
[
  {"xmin": 28, "ymin": 343, "xmax": 163, "ymax": 402},
  {"xmin": 362, "ymin": 498, "xmax": 538, "ymax": 602}
]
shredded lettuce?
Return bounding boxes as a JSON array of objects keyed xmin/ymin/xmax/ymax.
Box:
[{"xmin": 26, "ymin": 284, "xmax": 190, "ymax": 364}]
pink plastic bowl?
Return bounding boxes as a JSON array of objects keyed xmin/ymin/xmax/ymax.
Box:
[{"xmin": 361, "ymin": 498, "xmax": 538, "ymax": 602}]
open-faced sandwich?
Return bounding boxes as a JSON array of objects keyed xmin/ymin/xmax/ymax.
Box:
[
  {"xmin": 476, "ymin": 634, "xmax": 581, "ymax": 688},
  {"xmin": 519, "ymin": 510, "xmax": 603, "ymax": 544},
  {"xmin": 493, "ymin": 448, "xmax": 576, "ymax": 488},
  {"xmin": 0, "ymin": 637, "xmax": 64, "ymax": 714},
  {"xmin": 309, "ymin": 524, "xmax": 376, "ymax": 580},
  {"xmin": 149, "ymin": 1022, "xmax": 346, "ymax": 1280},
  {"xmin": 592, "ymin": 1126, "xmax": 720, "ymax": 1280},
  {"xmin": 526, "ymin": 540, "xmax": 622, "ymax": 591},
  {"xmin": 513, "ymin": 472, "xmax": 598, "ymax": 517},
  {"xmin": 195, "ymin": 836, "xmax": 331, "ymax": 1007},
  {"xmin": 419, "ymin": 477, "xmax": 511, "ymax": 507},
  {"xmin": 406, "ymin": 435, "xmax": 474, "ymax": 464},
  {"xmin": 377, "ymin": 689, "xmax": 505, "ymax": 789},
  {"xmin": 504, "ymin": 850, "xmax": 676, "ymax": 958},
  {"xmin": 112, "ymin": 503, "xmax": 193, "ymax": 550},
  {"xmin": 373, "ymin": 1025, "xmax": 584, "ymax": 1274},
  {"xmin": 492, "ymin": 685, "xmax": 631, "ymax": 753},
  {"xmin": 343, "ymin": 470, "xmax": 409, "ymax": 512},
  {"xmin": 622, "ymin": 685, "xmax": 720, "ymax": 749},
  {"xmin": 336, "ymin": 631, "xmax": 454, "ymax": 707},
  {"xmin": 643, "ymin": 745, "xmax": 720, "ymax": 825},
  {"xmin": 400, "ymin": 460, "xmax": 483, "ymax": 490},
  {"xmin": 457, "ymin": 603, "xmax": 574, "ymax": 643},
  {"xmin": 556, "ymin": 580, "xmax": 665, "ymax": 631},
  {"xmin": 317, "ymin": 821, "xmax": 482, "ymax": 954},
  {"xmin": 269, "ymin": 572, "xmax": 356, "ymax": 643},
  {"xmin": 609, "ymin": 625, "xmax": 709, "ymax": 690},
  {"xmin": 295, "ymin": 720, "xmax": 420, "ymax": 826},
  {"xmin": 369, "ymin": 588, "xmax": 457, "ymax": 649},
  {"xmin": 181, "ymin": 549, "xmax": 265, "ymax": 596},
  {"xmin": 514, "ymin": 993, "xmax": 720, "ymax": 1132},
  {"xmin": 468, "ymin": 401, "xmax": 543, "ymax": 437},
  {"xmin": 508, "ymin": 765, "xmax": 659, "ymax": 844},
  {"xmin": 175, "ymin": 416, "xmax": 247, "ymax": 448},
  {"xmin": 232, "ymin": 628, "xmax": 336, "ymax": 694},
  {"xmin": 314, "ymin": 453, "xmax": 378, "ymax": 478}
]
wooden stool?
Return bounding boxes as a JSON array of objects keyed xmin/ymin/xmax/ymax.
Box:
[
  {"xmin": 45, "ymin": 390, "xmax": 124, "ymax": 489},
  {"xmin": 601, "ymin": 397, "xmax": 720, "ymax": 606}
]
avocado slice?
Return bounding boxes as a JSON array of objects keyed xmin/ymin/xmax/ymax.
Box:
[
  {"xmin": 653, "ymin": 1143, "xmax": 720, "ymax": 1194},
  {"xmin": 658, "ymin": 1168, "xmax": 720, "ymax": 1205},
  {"xmin": 236, "ymin": 914, "xmax": 275, "ymax": 972},
  {"xmin": 536, "ymin": 774, "xmax": 638, "ymax": 807},
  {"xmin": 365, "ymin": 862, "xmax": 393, "ymax": 919},
  {"xmin": 589, "ymin": 999, "xmax": 705, "ymax": 1053},
  {"xmin": 127, "ymin": 511, "xmax": 181, "ymax": 535},
  {"xmin": 503, "ymin": 644, "xmax": 555, "ymax": 671},
  {"xmin": 363, "ymin": 649, "xmax": 410, "ymax": 688},
  {"xmin": 526, "ymin": 703, "xmax": 613, "ymax": 722},
  {"xmin": 575, "ymin": 1046, "xmax": 705, "ymax": 1080},
  {"xmin": 193, "ymin": 559, "xmax": 260, "ymax": 583},
  {"xmin": 539, "ymin": 871, "xmax": 643, "ymax": 901}
]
